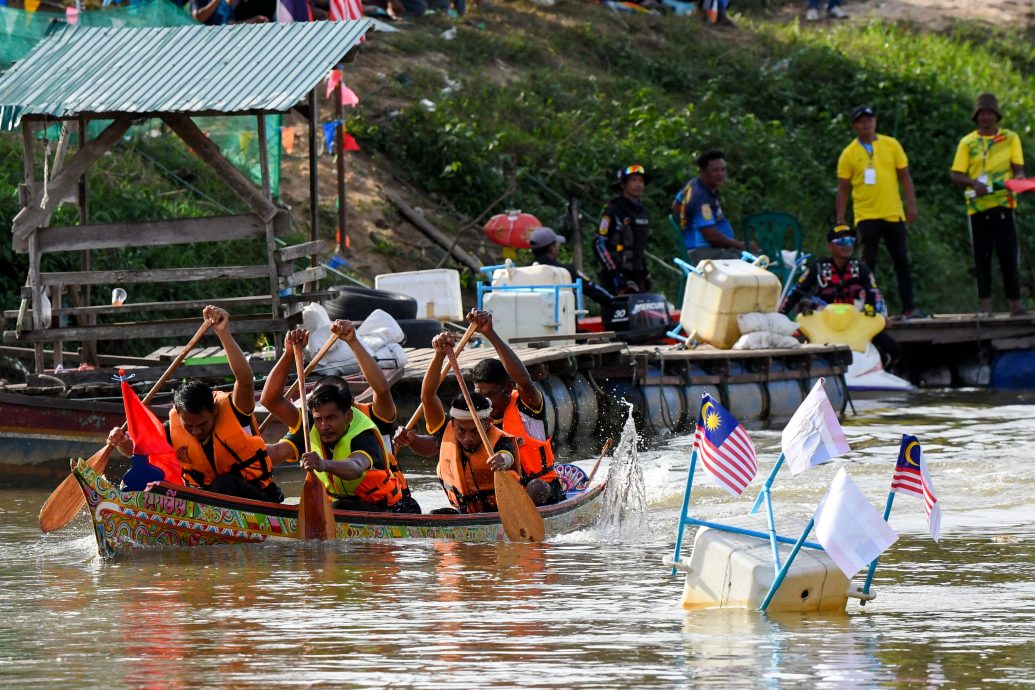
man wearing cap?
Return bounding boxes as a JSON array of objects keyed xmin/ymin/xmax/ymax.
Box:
[
  {"xmin": 673, "ymin": 150, "xmax": 754, "ymax": 264},
  {"xmin": 836, "ymin": 105, "xmax": 921, "ymax": 319},
  {"xmin": 950, "ymin": 93, "xmax": 1027, "ymax": 316},
  {"xmin": 779, "ymin": 226, "xmax": 901, "ymax": 367},
  {"xmin": 595, "ymin": 164, "xmax": 652, "ymax": 296},
  {"xmin": 528, "ymin": 226, "xmax": 614, "ymax": 306}
]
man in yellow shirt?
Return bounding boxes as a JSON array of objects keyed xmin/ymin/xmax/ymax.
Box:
[
  {"xmin": 950, "ymin": 93, "xmax": 1027, "ymax": 316},
  {"xmin": 835, "ymin": 105, "xmax": 921, "ymax": 318}
]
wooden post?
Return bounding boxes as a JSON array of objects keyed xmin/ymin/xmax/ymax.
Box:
[
  {"xmin": 21, "ymin": 122, "xmax": 44, "ymax": 373},
  {"xmin": 308, "ymin": 88, "xmax": 319, "ymax": 250},
  {"xmin": 569, "ymin": 197, "xmax": 583, "ymax": 273},
  {"xmin": 28, "ymin": 233, "xmax": 43, "ymax": 374},
  {"xmin": 78, "ymin": 116, "xmax": 97, "ymax": 366},
  {"xmin": 335, "ymin": 72, "xmax": 347, "ymax": 256},
  {"xmin": 257, "ymin": 114, "xmax": 281, "ymax": 337}
]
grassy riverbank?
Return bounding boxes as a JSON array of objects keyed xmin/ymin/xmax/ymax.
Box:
[{"xmin": 1, "ymin": 3, "xmax": 1033, "ymax": 323}]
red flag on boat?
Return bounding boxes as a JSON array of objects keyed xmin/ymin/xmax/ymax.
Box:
[{"xmin": 120, "ymin": 371, "xmax": 182, "ymax": 486}]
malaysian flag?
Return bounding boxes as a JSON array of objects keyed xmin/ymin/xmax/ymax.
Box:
[
  {"xmin": 891, "ymin": 434, "xmax": 941, "ymax": 541},
  {"xmin": 329, "ymin": 0, "xmax": 363, "ymax": 21},
  {"xmin": 693, "ymin": 394, "xmax": 757, "ymax": 495}
]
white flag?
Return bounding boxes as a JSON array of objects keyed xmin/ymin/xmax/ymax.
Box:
[
  {"xmin": 814, "ymin": 467, "xmax": 899, "ymax": 578},
  {"xmin": 782, "ymin": 378, "xmax": 850, "ymax": 475}
]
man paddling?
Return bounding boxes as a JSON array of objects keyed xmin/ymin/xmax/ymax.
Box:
[
  {"xmin": 261, "ymin": 320, "xmax": 419, "ymax": 513},
  {"xmin": 108, "ymin": 306, "xmax": 284, "ymax": 502}
]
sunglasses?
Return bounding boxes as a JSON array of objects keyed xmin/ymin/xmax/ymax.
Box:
[
  {"xmin": 831, "ymin": 237, "xmax": 856, "ymax": 247},
  {"xmin": 621, "ymin": 164, "xmax": 646, "ymax": 176}
]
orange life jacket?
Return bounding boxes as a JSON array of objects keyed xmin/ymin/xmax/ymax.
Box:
[
  {"xmin": 499, "ymin": 390, "xmax": 558, "ymax": 485},
  {"xmin": 169, "ymin": 392, "xmax": 271, "ymax": 490},
  {"xmin": 437, "ymin": 421, "xmax": 512, "ymax": 514},
  {"xmin": 309, "ymin": 407, "xmax": 403, "ymax": 509},
  {"xmin": 354, "ymin": 401, "xmax": 411, "ymax": 497}
]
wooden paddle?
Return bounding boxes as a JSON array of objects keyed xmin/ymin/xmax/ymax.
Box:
[
  {"xmin": 401, "ymin": 322, "xmax": 479, "ymax": 433},
  {"xmin": 38, "ymin": 319, "xmax": 213, "ymax": 533},
  {"xmin": 294, "ymin": 346, "xmax": 336, "ymax": 541},
  {"xmin": 256, "ymin": 332, "xmax": 340, "ymax": 434},
  {"xmin": 444, "ymin": 349, "xmax": 546, "ymax": 543}
]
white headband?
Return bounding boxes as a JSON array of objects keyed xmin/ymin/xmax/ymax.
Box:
[{"xmin": 449, "ymin": 405, "xmax": 492, "ymax": 420}]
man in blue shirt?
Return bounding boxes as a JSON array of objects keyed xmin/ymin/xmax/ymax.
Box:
[{"xmin": 673, "ymin": 150, "xmax": 753, "ymax": 264}]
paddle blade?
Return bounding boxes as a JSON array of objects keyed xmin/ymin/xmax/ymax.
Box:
[
  {"xmin": 494, "ymin": 470, "xmax": 545, "ymax": 543},
  {"xmin": 296, "ymin": 471, "xmax": 336, "ymax": 540},
  {"xmin": 38, "ymin": 445, "xmax": 115, "ymax": 533}
]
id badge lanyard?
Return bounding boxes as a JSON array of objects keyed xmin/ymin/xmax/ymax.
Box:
[{"xmin": 860, "ymin": 139, "xmax": 876, "ymax": 185}]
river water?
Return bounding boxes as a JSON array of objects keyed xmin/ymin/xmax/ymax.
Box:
[{"xmin": 1, "ymin": 389, "xmax": 1033, "ymax": 688}]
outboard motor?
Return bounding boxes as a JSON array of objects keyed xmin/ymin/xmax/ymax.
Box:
[{"xmin": 602, "ymin": 293, "xmax": 674, "ymax": 344}]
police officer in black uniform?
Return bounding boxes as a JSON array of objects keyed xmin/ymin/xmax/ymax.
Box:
[
  {"xmin": 780, "ymin": 225, "xmax": 901, "ymax": 368},
  {"xmin": 595, "ymin": 164, "xmax": 652, "ymax": 296}
]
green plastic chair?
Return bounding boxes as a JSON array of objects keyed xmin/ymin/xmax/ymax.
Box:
[{"xmin": 743, "ymin": 212, "xmax": 803, "ymax": 283}]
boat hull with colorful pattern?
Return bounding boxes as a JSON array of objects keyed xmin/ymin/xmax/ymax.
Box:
[{"xmin": 71, "ymin": 459, "xmax": 606, "ymax": 558}]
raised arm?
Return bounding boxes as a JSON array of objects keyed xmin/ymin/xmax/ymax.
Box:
[
  {"xmin": 204, "ymin": 305, "xmax": 255, "ymax": 415},
  {"xmin": 421, "ymin": 332, "xmax": 453, "ymax": 433},
  {"xmin": 333, "ymin": 319, "xmax": 397, "ymax": 424},
  {"xmin": 468, "ymin": 309, "xmax": 542, "ymax": 410},
  {"xmin": 259, "ymin": 328, "xmax": 308, "ymax": 430}
]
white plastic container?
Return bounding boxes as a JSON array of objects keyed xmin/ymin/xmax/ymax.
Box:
[
  {"xmin": 484, "ymin": 291, "xmax": 576, "ymax": 345},
  {"xmin": 675, "ymin": 518, "xmax": 851, "ymax": 613},
  {"xmin": 491, "ymin": 262, "xmax": 571, "ymax": 287},
  {"xmin": 375, "ymin": 268, "xmax": 463, "ymax": 321},
  {"xmin": 680, "ymin": 259, "xmax": 782, "ymax": 349},
  {"xmin": 484, "ymin": 263, "xmax": 576, "ymax": 344}
]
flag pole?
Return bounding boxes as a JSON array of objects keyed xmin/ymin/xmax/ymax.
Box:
[
  {"xmin": 763, "ymin": 486, "xmax": 782, "ymax": 574},
  {"xmin": 750, "ymin": 452, "xmax": 785, "ymax": 515},
  {"xmin": 860, "ymin": 490, "xmax": 896, "ymax": 605},
  {"xmin": 759, "ymin": 517, "xmax": 814, "ymax": 613},
  {"xmin": 670, "ymin": 445, "xmax": 699, "ymax": 576}
]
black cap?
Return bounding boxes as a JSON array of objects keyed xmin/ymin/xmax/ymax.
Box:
[
  {"xmin": 827, "ymin": 225, "xmax": 856, "ymax": 243},
  {"xmin": 850, "ymin": 105, "xmax": 875, "ymax": 122}
]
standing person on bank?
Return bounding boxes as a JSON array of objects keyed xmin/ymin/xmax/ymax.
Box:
[
  {"xmin": 672, "ymin": 150, "xmax": 755, "ymax": 264},
  {"xmin": 950, "ymin": 93, "xmax": 1028, "ymax": 316},
  {"xmin": 595, "ymin": 164, "xmax": 652, "ymax": 296},
  {"xmin": 836, "ymin": 105, "xmax": 923, "ymax": 319}
]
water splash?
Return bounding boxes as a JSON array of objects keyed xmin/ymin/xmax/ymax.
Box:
[{"xmin": 597, "ymin": 402, "xmax": 648, "ymax": 537}]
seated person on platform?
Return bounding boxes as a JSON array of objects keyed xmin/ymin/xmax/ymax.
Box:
[
  {"xmin": 261, "ymin": 322, "xmax": 420, "ymax": 513},
  {"xmin": 528, "ymin": 226, "xmax": 613, "ymax": 306},
  {"xmin": 673, "ymin": 150, "xmax": 755, "ymax": 264},
  {"xmin": 108, "ymin": 306, "xmax": 286, "ymax": 502},
  {"xmin": 779, "ymin": 225, "xmax": 901, "ymax": 368}
]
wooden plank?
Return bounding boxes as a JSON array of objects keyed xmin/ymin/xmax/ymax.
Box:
[
  {"xmin": 33, "ymin": 215, "xmax": 266, "ymax": 254},
  {"xmin": 3, "ymin": 291, "xmax": 335, "ymax": 319},
  {"xmin": 3, "ymin": 316, "xmax": 286, "ymax": 344},
  {"xmin": 12, "ymin": 116, "xmax": 133, "ymax": 248},
  {"xmin": 39, "ymin": 265, "xmax": 270, "ymax": 287},
  {"xmin": 508, "ymin": 332, "xmax": 617, "ymax": 344},
  {"xmin": 384, "ymin": 191, "xmax": 483, "ymax": 272},
  {"xmin": 279, "ymin": 266, "xmax": 326, "ymax": 288},
  {"xmin": 161, "ymin": 113, "xmax": 278, "ymax": 223},
  {"xmin": 276, "ymin": 240, "xmax": 328, "ymax": 263}
]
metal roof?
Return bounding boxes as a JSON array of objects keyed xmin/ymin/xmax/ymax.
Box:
[{"xmin": 0, "ymin": 20, "xmax": 372, "ymax": 130}]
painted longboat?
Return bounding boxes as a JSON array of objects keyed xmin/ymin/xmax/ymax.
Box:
[{"xmin": 71, "ymin": 459, "xmax": 607, "ymax": 559}]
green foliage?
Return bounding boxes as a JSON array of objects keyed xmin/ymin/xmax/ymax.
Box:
[{"xmin": 359, "ymin": 7, "xmax": 1035, "ymax": 313}]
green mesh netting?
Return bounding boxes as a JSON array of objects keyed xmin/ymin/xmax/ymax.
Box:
[{"xmin": 1, "ymin": 1, "xmax": 282, "ymax": 196}]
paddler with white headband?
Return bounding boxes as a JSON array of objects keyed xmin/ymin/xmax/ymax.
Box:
[{"xmin": 394, "ymin": 332, "xmax": 519, "ymax": 514}]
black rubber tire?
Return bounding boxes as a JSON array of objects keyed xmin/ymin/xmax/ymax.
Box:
[
  {"xmin": 395, "ymin": 319, "xmax": 444, "ymax": 348},
  {"xmin": 323, "ymin": 286, "xmax": 418, "ymax": 321}
]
